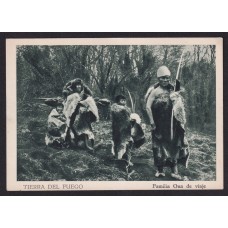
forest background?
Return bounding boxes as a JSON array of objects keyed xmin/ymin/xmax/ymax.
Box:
[{"xmin": 17, "ymin": 45, "xmax": 216, "ymax": 133}]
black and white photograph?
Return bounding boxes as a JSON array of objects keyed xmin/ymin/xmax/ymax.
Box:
[{"xmin": 6, "ymin": 38, "xmax": 223, "ymax": 191}]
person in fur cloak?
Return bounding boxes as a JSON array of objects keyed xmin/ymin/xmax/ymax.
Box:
[
  {"xmin": 146, "ymin": 66, "xmax": 189, "ymax": 180},
  {"xmin": 45, "ymin": 102, "xmax": 69, "ymax": 149},
  {"xmin": 63, "ymin": 78, "xmax": 99, "ymax": 151},
  {"xmin": 111, "ymin": 95, "xmax": 145, "ymax": 172}
]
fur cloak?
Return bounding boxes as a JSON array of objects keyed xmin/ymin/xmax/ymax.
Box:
[
  {"xmin": 63, "ymin": 93, "xmax": 99, "ymax": 141},
  {"xmin": 45, "ymin": 108, "xmax": 68, "ymax": 148},
  {"xmin": 151, "ymin": 91, "xmax": 189, "ymax": 168},
  {"xmin": 111, "ymin": 104, "xmax": 145, "ymax": 160}
]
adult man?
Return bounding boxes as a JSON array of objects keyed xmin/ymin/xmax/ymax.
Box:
[{"xmin": 146, "ymin": 66, "xmax": 189, "ymax": 180}]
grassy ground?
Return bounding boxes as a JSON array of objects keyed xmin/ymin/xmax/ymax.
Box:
[{"xmin": 17, "ymin": 103, "xmax": 216, "ymax": 181}]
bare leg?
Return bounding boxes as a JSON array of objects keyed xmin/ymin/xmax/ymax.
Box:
[
  {"xmin": 170, "ymin": 162, "xmax": 182, "ymax": 180},
  {"xmin": 171, "ymin": 164, "xmax": 178, "ymax": 174},
  {"xmin": 84, "ymin": 134, "xmax": 94, "ymax": 151},
  {"xmin": 153, "ymin": 148, "xmax": 165, "ymax": 177},
  {"xmin": 124, "ymin": 142, "xmax": 134, "ymax": 177},
  {"xmin": 91, "ymin": 139, "xmax": 94, "ymax": 148},
  {"xmin": 65, "ymin": 127, "xmax": 72, "ymax": 144}
]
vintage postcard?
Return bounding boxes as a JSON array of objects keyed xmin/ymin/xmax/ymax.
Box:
[{"xmin": 6, "ymin": 38, "xmax": 223, "ymax": 191}]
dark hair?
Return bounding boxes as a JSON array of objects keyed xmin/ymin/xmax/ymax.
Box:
[
  {"xmin": 56, "ymin": 103, "xmax": 64, "ymax": 108},
  {"xmin": 115, "ymin": 95, "xmax": 126, "ymax": 103},
  {"xmin": 74, "ymin": 78, "xmax": 83, "ymax": 85}
]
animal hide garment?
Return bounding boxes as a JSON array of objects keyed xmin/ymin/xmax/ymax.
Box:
[
  {"xmin": 111, "ymin": 103, "xmax": 132, "ymax": 159},
  {"xmin": 111, "ymin": 103, "xmax": 145, "ymax": 159},
  {"xmin": 63, "ymin": 93, "xmax": 99, "ymax": 140},
  {"xmin": 151, "ymin": 92, "xmax": 189, "ymax": 168},
  {"xmin": 63, "ymin": 93, "xmax": 81, "ymax": 127},
  {"xmin": 45, "ymin": 108, "xmax": 69, "ymax": 147},
  {"xmin": 48, "ymin": 109, "xmax": 66, "ymax": 129},
  {"xmin": 170, "ymin": 92, "xmax": 186, "ymax": 129}
]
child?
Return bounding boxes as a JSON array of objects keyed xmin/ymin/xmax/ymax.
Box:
[
  {"xmin": 45, "ymin": 103, "xmax": 68, "ymax": 149},
  {"xmin": 111, "ymin": 95, "xmax": 145, "ymax": 172}
]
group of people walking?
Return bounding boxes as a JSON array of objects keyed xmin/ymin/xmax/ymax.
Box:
[{"xmin": 44, "ymin": 66, "xmax": 190, "ymax": 180}]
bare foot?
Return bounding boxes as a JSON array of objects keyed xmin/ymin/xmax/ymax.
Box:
[
  {"xmin": 85, "ymin": 145, "xmax": 94, "ymax": 152},
  {"xmin": 171, "ymin": 173, "xmax": 182, "ymax": 180},
  {"xmin": 155, "ymin": 171, "xmax": 166, "ymax": 177}
]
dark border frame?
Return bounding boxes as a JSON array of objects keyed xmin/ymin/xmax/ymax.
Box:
[{"xmin": 0, "ymin": 32, "xmax": 227, "ymax": 196}]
